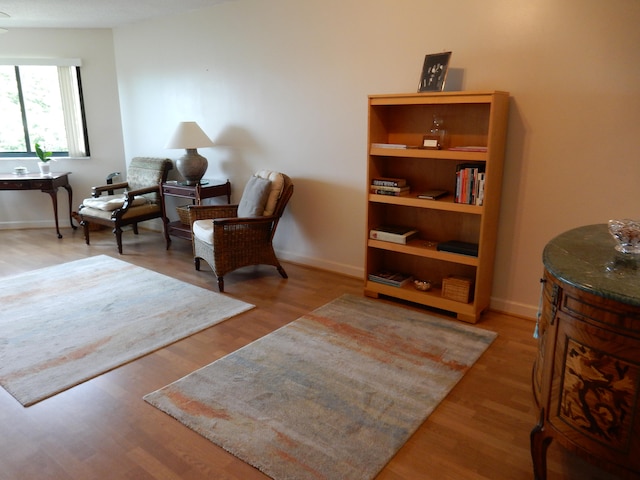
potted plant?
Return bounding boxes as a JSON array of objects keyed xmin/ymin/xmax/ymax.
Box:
[{"xmin": 35, "ymin": 143, "xmax": 53, "ymax": 176}]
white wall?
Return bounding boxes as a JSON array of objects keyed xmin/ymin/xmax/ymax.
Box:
[
  {"xmin": 112, "ymin": 0, "xmax": 640, "ymax": 317},
  {"xmin": 2, "ymin": 0, "xmax": 639, "ymax": 318},
  {"xmin": 0, "ymin": 28, "xmax": 126, "ymax": 227}
]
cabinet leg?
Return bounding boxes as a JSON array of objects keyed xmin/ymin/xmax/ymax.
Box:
[{"xmin": 531, "ymin": 410, "xmax": 552, "ymax": 480}]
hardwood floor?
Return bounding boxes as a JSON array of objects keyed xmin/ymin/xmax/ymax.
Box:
[{"xmin": 0, "ymin": 226, "xmax": 624, "ymax": 480}]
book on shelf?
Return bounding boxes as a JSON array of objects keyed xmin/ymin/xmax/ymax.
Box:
[
  {"xmin": 436, "ymin": 240, "xmax": 479, "ymax": 257},
  {"xmin": 370, "ymin": 187, "xmax": 410, "ymax": 196},
  {"xmin": 369, "ymin": 225, "xmax": 418, "ymax": 244},
  {"xmin": 455, "ymin": 163, "xmax": 486, "ymax": 205},
  {"xmin": 371, "ymin": 143, "xmax": 408, "ymax": 149},
  {"xmin": 371, "ymin": 177, "xmax": 407, "ymax": 187},
  {"xmin": 368, "ymin": 270, "xmax": 413, "ymax": 287},
  {"xmin": 369, "ymin": 184, "xmax": 410, "ymax": 193},
  {"xmin": 417, "ymin": 189, "xmax": 448, "ymax": 200}
]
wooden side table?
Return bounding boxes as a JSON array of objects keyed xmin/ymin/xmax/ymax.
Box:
[
  {"xmin": 0, "ymin": 171, "xmax": 76, "ymax": 238},
  {"xmin": 161, "ymin": 179, "xmax": 231, "ymax": 244}
]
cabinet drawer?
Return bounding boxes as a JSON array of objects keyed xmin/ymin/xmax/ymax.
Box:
[
  {"xmin": 561, "ymin": 291, "xmax": 640, "ymax": 334},
  {"xmin": 0, "ymin": 180, "xmax": 30, "ymax": 189},
  {"xmin": 162, "ymin": 185, "xmax": 196, "ymax": 198},
  {"xmin": 29, "ymin": 180, "xmax": 51, "ymax": 189}
]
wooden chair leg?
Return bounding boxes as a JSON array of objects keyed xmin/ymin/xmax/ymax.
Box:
[
  {"xmin": 217, "ymin": 276, "xmax": 224, "ymax": 292},
  {"xmin": 132, "ymin": 223, "xmax": 139, "ymax": 235},
  {"xmin": 81, "ymin": 221, "xmax": 91, "ymax": 245},
  {"xmin": 114, "ymin": 227, "xmax": 124, "ymax": 254},
  {"xmin": 163, "ymin": 219, "xmax": 171, "ymax": 250},
  {"xmin": 194, "ymin": 258, "xmax": 201, "ymax": 271}
]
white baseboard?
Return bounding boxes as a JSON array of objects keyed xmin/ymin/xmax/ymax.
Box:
[
  {"xmin": 489, "ymin": 297, "xmax": 538, "ymax": 320},
  {"xmin": 0, "ymin": 219, "xmax": 164, "ymax": 231},
  {"xmin": 276, "ymin": 249, "xmax": 363, "ymax": 279},
  {"xmin": 0, "ymin": 220, "xmax": 55, "ymax": 230}
]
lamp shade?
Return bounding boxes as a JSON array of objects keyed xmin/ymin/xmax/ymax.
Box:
[
  {"xmin": 165, "ymin": 121, "xmax": 214, "ymax": 149},
  {"xmin": 165, "ymin": 121, "xmax": 215, "ymax": 185}
]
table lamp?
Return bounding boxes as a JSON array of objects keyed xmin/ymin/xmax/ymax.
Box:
[{"xmin": 165, "ymin": 121, "xmax": 214, "ymax": 185}]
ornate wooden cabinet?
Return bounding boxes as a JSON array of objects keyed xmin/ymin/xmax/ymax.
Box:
[{"xmin": 531, "ymin": 224, "xmax": 640, "ymax": 479}]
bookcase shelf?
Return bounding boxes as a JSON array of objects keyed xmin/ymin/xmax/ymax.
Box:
[
  {"xmin": 368, "ymin": 193, "xmax": 483, "ymax": 214},
  {"xmin": 368, "ymin": 239, "xmax": 480, "ymax": 266},
  {"xmin": 369, "ymin": 146, "xmax": 488, "ymax": 162},
  {"xmin": 365, "ymin": 90, "xmax": 510, "ymax": 323}
]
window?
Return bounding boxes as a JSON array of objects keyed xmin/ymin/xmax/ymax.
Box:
[{"xmin": 0, "ymin": 58, "xmax": 89, "ymax": 158}]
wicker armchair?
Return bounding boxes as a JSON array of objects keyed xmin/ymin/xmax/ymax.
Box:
[
  {"xmin": 188, "ymin": 172, "xmax": 293, "ymax": 292},
  {"xmin": 78, "ymin": 157, "xmax": 173, "ymax": 254}
]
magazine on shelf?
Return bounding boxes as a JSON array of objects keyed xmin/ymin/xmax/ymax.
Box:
[
  {"xmin": 436, "ymin": 240, "xmax": 479, "ymax": 257},
  {"xmin": 371, "ymin": 143, "xmax": 408, "ymax": 149},
  {"xmin": 369, "ymin": 225, "xmax": 418, "ymax": 244},
  {"xmin": 368, "ymin": 270, "xmax": 413, "ymax": 287},
  {"xmin": 417, "ymin": 189, "xmax": 448, "ymax": 200},
  {"xmin": 448, "ymin": 146, "xmax": 487, "ymax": 152}
]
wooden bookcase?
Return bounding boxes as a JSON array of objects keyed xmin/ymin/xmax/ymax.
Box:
[{"xmin": 364, "ymin": 91, "xmax": 510, "ymax": 323}]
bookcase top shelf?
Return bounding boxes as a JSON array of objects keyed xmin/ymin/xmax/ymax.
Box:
[{"xmin": 369, "ymin": 90, "xmax": 509, "ymax": 105}]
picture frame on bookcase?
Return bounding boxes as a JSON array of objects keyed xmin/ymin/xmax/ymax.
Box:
[{"xmin": 418, "ymin": 51, "xmax": 451, "ymax": 92}]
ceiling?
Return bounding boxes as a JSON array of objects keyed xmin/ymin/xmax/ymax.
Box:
[{"xmin": 0, "ymin": 0, "xmax": 230, "ymax": 30}]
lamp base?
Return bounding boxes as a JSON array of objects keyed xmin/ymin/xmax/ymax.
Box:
[{"xmin": 176, "ymin": 148, "xmax": 208, "ymax": 185}]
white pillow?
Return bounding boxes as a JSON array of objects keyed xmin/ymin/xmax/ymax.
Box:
[
  {"xmin": 237, "ymin": 175, "xmax": 272, "ymax": 217},
  {"xmin": 255, "ymin": 170, "xmax": 284, "ymax": 216},
  {"xmin": 82, "ymin": 194, "xmax": 148, "ymax": 211}
]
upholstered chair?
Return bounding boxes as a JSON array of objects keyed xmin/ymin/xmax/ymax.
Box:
[
  {"xmin": 188, "ymin": 170, "xmax": 293, "ymax": 292},
  {"xmin": 78, "ymin": 157, "xmax": 173, "ymax": 254}
]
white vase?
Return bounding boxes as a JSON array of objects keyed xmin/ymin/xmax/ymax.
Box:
[{"xmin": 38, "ymin": 162, "xmax": 51, "ymax": 176}]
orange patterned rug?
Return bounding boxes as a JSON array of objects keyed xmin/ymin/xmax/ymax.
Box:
[
  {"xmin": 0, "ymin": 255, "xmax": 254, "ymax": 406},
  {"xmin": 144, "ymin": 294, "xmax": 497, "ymax": 480}
]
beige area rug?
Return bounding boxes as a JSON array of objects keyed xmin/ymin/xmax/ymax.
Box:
[
  {"xmin": 144, "ymin": 294, "xmax": 497, "ymax": 480},
  {"xmin": 0, "ymin": 255, "xmax": 254, "ymax": 407}
]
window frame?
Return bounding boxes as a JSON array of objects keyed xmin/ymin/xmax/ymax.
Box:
[{"xmin": 0, "ymin": 58, "xmax": 90, "ymax": 159}]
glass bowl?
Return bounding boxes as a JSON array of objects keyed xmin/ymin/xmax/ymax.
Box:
[{"xmin": 608, "ymin": 219, "xmax": 640, "ymax": 254}]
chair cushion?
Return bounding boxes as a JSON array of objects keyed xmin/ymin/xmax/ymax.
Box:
[
  {"xmin": 81, "ymin": 194, "xmax": 148, "ymax": 211},
  {"xmin": 255, "ymin": 170, "xmax": 284, "ymax": 216},
  {"xmin": 237, "ymin": 175, "xmax": 272, "ymax": 217},
  {"xmin": 193, "ymin": 219, "xmax": 213, "ymax": 244},
  {"xmin": 80, "ymin": 203, "xmax": 161, "ymax": 221}
]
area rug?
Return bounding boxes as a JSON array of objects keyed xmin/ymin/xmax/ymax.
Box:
[
  {"xmin": 144, "ymin": 293, "xmax": 497, "ymax": 480},
  {"xmin": 0, "ymin": 255, "xmax": 254, "ymax": 407}
]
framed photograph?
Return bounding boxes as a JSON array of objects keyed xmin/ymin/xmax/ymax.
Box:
[{"xmin": 418, "ymin": 52, "xmax": 451, "ymax": 92}]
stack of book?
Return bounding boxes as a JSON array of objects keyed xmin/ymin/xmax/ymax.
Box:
[
  {"xmin": 369, "ymin": 225, "xmax": 418, "ymax": 244},
  {"xmin": 370, "ymin": 177, "xmax": 410, "ymax": 196},
  {"xmin": 367, "ymin": 270, "xmax": 413, "ymax": 287},
  {"xmin": 455, "ymin": 163, "xmax": 485, "ymax": 205}
]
